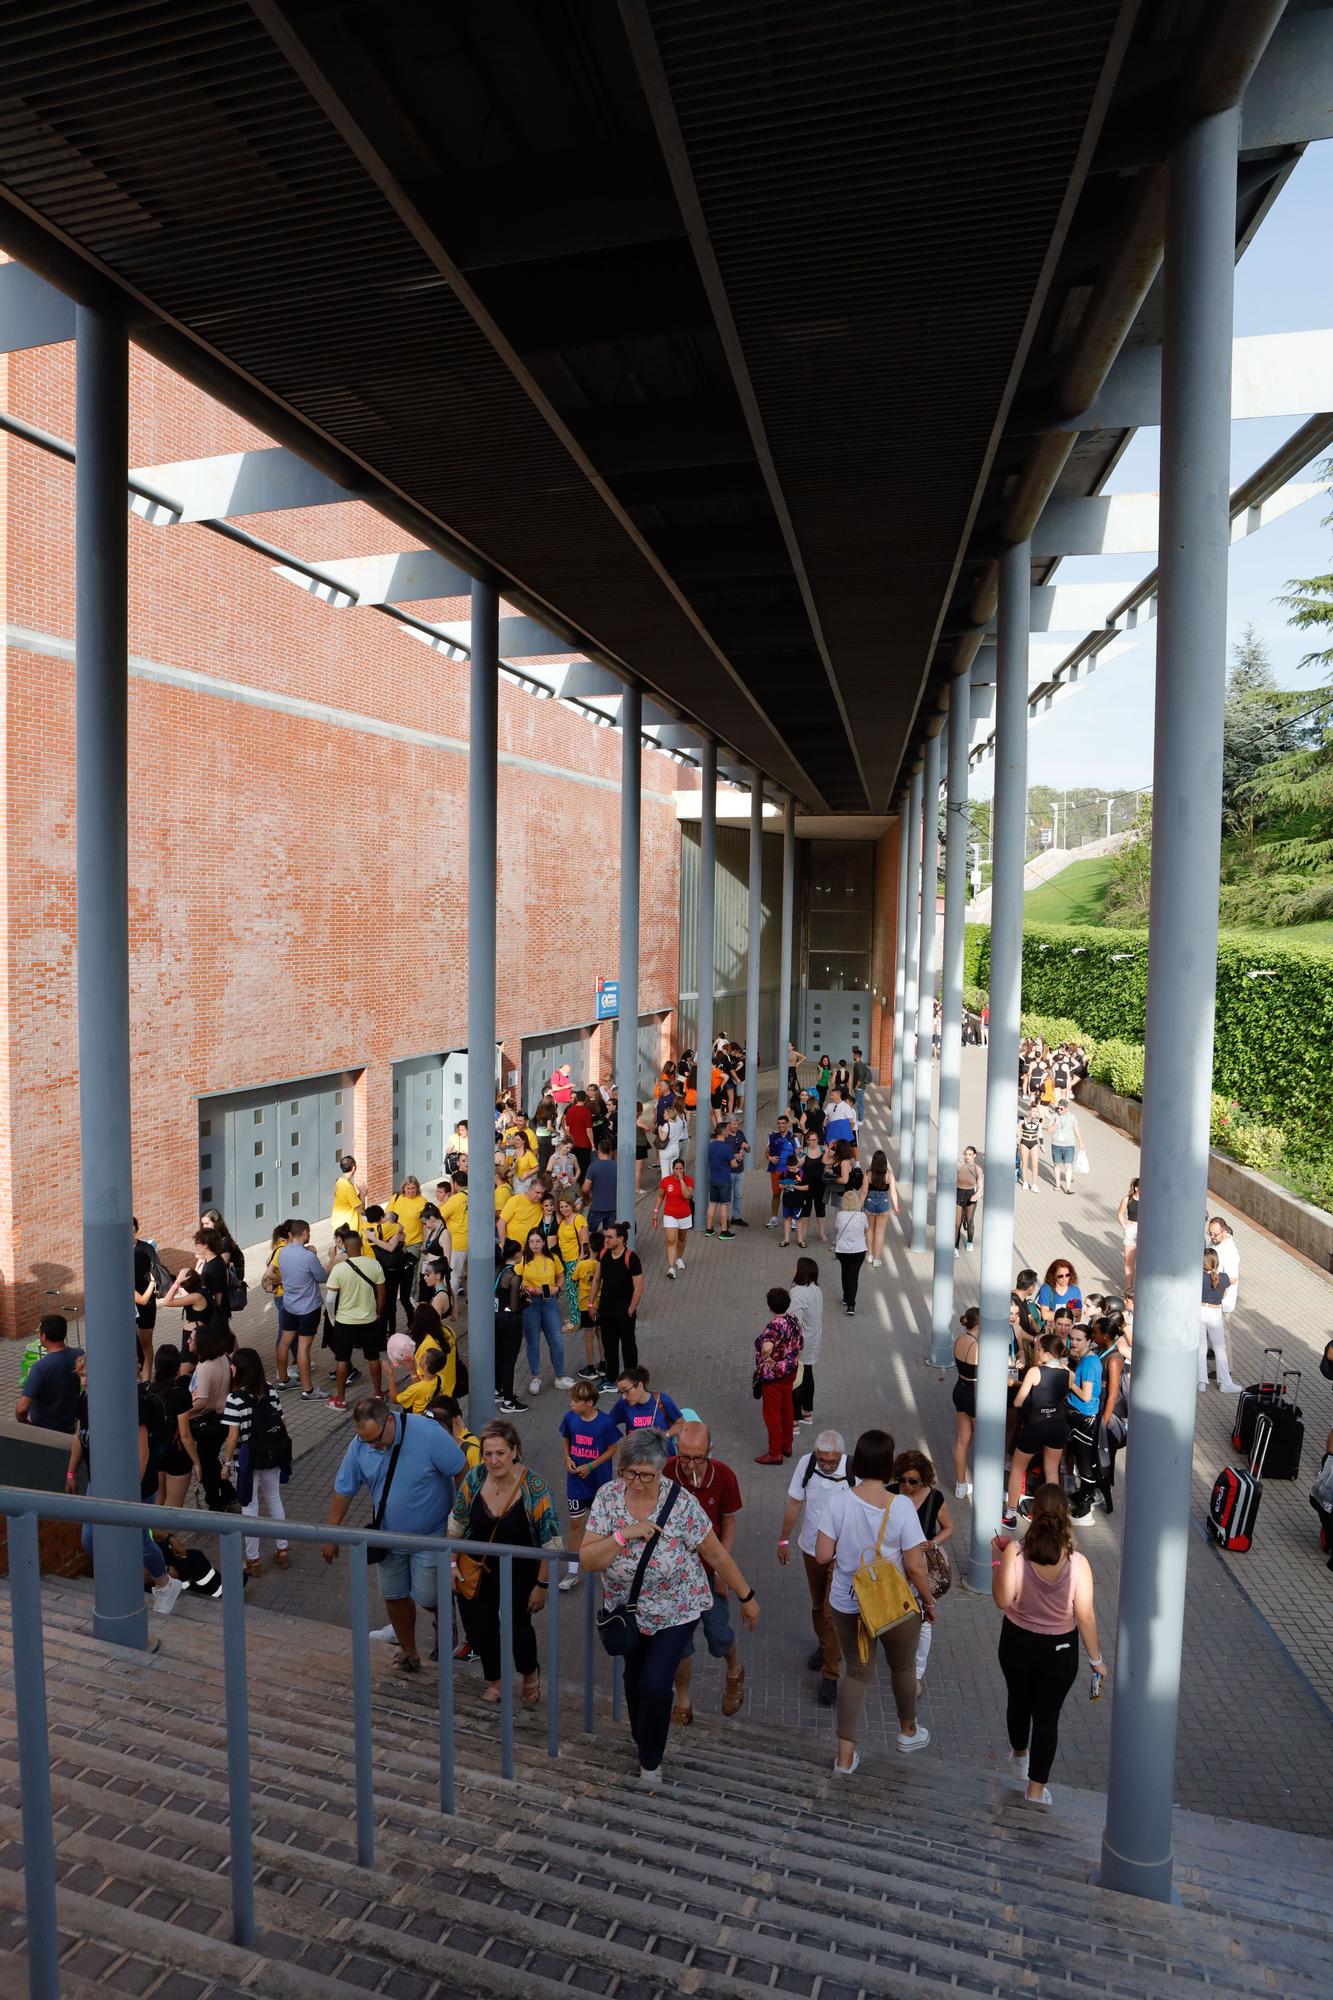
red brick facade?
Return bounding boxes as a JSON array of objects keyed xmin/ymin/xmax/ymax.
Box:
[{"xmin": 0, "ymin": 337, "xmax": 680, "ymax": 1334}]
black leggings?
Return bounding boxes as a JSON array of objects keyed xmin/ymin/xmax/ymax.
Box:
[
  {"xmin": 457, "ymin": 1558, "xmax": 540, "ymax": 1682},
  {"xmin": 599, "ymin": 1313, "xmax": 639, "ymax": 1380},
  {"xmin": 837, "ymin": 1251, "xmax": 865, "ymax": 1307},
  {"xmin": 998, "ymin": 1618, "xmax": 1080, "ymax": 1785},
  {"xmin": 793, "ymin": 1365, "xmax": 815, "ymax": 1419},
  {"xmin": 1066, "ymin": 1409, "xmax": 1100, "ymax": 1507},
  {"xmin": 496, "ymin": 1311, "xmax": 524, "ymax": 1401}
]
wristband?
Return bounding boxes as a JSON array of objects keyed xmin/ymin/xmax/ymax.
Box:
[
  {"xmin": 777, "ymin": 1538, "xmax": 789, "ymax": 1547},
  {"xmin": 738, "ymin": 1587, "xmax": 756, "ymax": 1604},
  {"xmin": 613, "ymin": 1529, "xmax": 628, "ymax": 1550}
]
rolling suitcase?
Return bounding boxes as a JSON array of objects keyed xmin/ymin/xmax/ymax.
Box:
[
  {"xmin": 1232, "ymin": 1346, "xmax": 1286, "ymax": 1458},
  {"xmin": 1209, "ymin": 1464, "xmax": 1261, "ymax": 1552},
  {"xmin": 1250, "ymin": 1376, "xmax": 1304, "ymax": 1482}
]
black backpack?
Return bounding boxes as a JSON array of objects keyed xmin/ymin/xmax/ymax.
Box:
[
  {"xmin": 248, "ymin": 1393, "xmax": 292, "ymax": 1475},
  {"xmin": 137, "ymin": 1384, "xmax": 173, "ymax": 1480}
]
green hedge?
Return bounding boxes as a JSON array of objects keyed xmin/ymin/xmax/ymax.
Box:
[
  {"xmin": 964, "ymin": 923, "xmax": 987, "ymax": 992},
  {"xmin": 970, "ymin": 919, "xmax": 1333, "ymax": 1177}
]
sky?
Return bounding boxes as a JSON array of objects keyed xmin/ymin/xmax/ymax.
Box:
[{"xmin": 970, "ymin": 138, "xmax": 1333, "ymax": 800}]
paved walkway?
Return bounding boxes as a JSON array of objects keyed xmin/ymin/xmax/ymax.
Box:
[{"xmin": 7, "ymin": 1050, "xmax": 1331, "ymax": 1839}]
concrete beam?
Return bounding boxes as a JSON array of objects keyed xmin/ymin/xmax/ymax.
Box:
[
  {"xmin": 1030, "ymin": 580, "xmax": 1143, "ymax": 632},
  {"xmin": 276, "ymin": 548, "xmax": 472, "ymax": 605},
  {"xmin": 1241, "ymin": 11, "xmax": 1333, "ymax": 150},
  {"xmin": 130, "ymin": 446, "xmax": 354, "ymax": 523},
  {"xmin": 1033, "ymin": 478, "xmax": 1328, "ymax": 556},
  {"xmin": 1067, "ymin": 329, "xmax": 1333, "ymax": 431},
  {"xmin": 0, "ymin": 261, "xmax": 75, "ymax": 351}
]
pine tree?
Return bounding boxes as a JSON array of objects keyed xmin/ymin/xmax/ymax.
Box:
[
  {"xmin": 1221, "ymin": 624, "xmax": 1297, "ymax": 829},
  {"xmin": 1248, "ymin": 463, "xmax": 1333, "ymax": 869}
]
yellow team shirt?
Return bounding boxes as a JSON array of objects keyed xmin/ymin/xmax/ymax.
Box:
[
  {"xmin": 494, "ymin": 1181, "xmax": 511, "ymax": 1216},
  {"xmin": 411, "ymin": 1326, "xmax": 458, "ymax": 1397},
  {"xmin": 513, "ymin": 1149, "xmax": 538, "ymax": 1178},
  {"xmin": 393, "ymin": 1193, "xmax": 427, "ymax": 1246},
  {"xmin": 574, "ymin": 1255, "xmax": 598, "ymax": 1311},
  {"xmin": 557, "ymin": 1216, "xmax": 588, "ymax": 1263},
  {"xmin": 516, "ymin": 1254, "xmax": 561, "ymax": 1297},
  {"xmin": 441, "ymin": 1191, "xmax": 469, "ymax": 1252},
  {"xmin": 501, "ymin": 1192, "xmax": 543, "ymax": 1245},
  {"xmin": 397, "ymin": 1376, "xmax": 445, "ymax": 1414},
  {"xmin": 330, "ymin": 1174, "xmax": 362, "ymax": 1233}
]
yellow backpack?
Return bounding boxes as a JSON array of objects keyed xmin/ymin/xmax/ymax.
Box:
[{"xmin": 852, "ymin": 1504, "xmax": 918, "ymax": 1660}]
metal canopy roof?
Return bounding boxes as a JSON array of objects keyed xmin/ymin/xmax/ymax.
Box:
[{"xmin": 0, "ymin": 0, "xmax": 1312, "ymax": 813}]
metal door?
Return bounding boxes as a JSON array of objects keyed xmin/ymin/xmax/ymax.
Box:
[
  {"xmin": 199, "ymin": 1071, "xmax": 355, "ymax": 1242},
  {"xmin": 611, "ymin": 1014, "xmax": 666, "ymax": 1100},
  {"xmin": 392, "ymin": 1053, "xmax": 447, "ymax": 1186},
  {"xmin": 522, "ymin": 1027, "xmax": 588, "ymax": 1112},
  {"xmin": 801, "ymin": 992, "xmax": 870, "ymax": 1067}
]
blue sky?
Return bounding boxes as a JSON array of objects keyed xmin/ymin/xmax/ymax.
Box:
[{"xmin": 972, "ymin": 138, "xmax": 1333, "ymax": 799}]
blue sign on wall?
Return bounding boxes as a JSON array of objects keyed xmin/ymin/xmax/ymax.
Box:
[{"xmin": 596, "ymin": 978, "xmax": 619, "ymax": 1020}]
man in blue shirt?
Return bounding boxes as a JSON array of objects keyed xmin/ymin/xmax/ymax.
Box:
[
  {"xmin": 765, "ymin": 1115, "xmax": 797, "ymax": 1228},
  {"xmin": 275, "ymin": 1219, "xmax": 331, "ymax": 1400},
  {"xmin": 722, "ymin": 1116, "xmax": 752, "ymax": 1227},
  {"xmin": 323, "ymin": 1397, "xmax": 465, "ymax": 1674},
  {"xmin": 15, "ymin": 1316, "xmax": 82, "ymax": 1435},
  {"xmin": 581, "ymin": 1139, "xmax": 619, "ymax": 1233},
  {"xmin": 706, "ymin": 1129, "xmax": 740, "ymax": 1239}
]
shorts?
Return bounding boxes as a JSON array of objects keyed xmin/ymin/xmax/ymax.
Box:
[
  {"xmin": 327, "ymin": 1321, "xmax": 382, "ymax": 1365},
  {"xmin": 1122, "ymin": 1222, "xmax": 1138, "ymax": 1246},
  {"xmin": 708, "ymin": 1182, "xmax": 731, "ymax": 1205},
  {"xmin": 136, "ymin": 1305, "xmax": 157, "ymax": 1333},
  {"xmin": 579, "ymin": 1309, "xmax": 598, "ymax": 1330},
  {"xmin": 665, "ymin": 1212, "xmax": 692, "ymax": 1232},
  {"xmin": 278, "ymin": 1304, "xmax": 321, "ymax": 1339},
  {"xmin": 566, "ymin": 1493, "xmax": 592, "ymax": 1519},
  {"xmin": 863, "ymin": 1189, "xmax": 890, "ymax": 1214},
  {"xmin": 636, "ymin": 1139, "xmax": 650, "ymax": 1159},
  {"xmin": 686, "ymin": 1585, "xmax": 736, "ymax": 1659},
  {"xmin": 952, "ymin": 1377, "xmax": 976, "ymax": 1419},
  {"xmin": 1016, "ymin": 1412, "xmax": 1068, "ymax": 1456},
  {"xmin": 377, "ymin": 1549, "xmax": 438, "ymax": 1607},
  {"xmin": 1051, "ymin": 1144, "xmax": 1075, "ymax": 1166},
  {"xmin": 782, "ymin": 1190, "xmax": 809, "ymax": 1218}
]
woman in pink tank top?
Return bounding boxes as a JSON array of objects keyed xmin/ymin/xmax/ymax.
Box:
[{"xmin": 992, "ymin": 1485, "xmax": 1107, "ymax": 1808}]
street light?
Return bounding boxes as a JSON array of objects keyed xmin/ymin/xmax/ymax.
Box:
[{"xmin": 1101, "ymin": 796, "xmax": 1114, "ymax": 840}]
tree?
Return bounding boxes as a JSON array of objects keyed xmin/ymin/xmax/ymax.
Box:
[
  {"xmin": 1247, "ymin": 463, "xmax": 1333, "ymax": 869},
  {"xmin": 1221, "ymin": 624, "xmax": 1298, "ymax": 833},
  {"xmin": 1102, "ymin": 798, "xmax": 1153, "ymax": 924}
]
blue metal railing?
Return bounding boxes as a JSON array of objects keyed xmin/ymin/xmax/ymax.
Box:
[{"xmin": 0, "ymin": 1485, "xmax": 606, "ymax": 2000}]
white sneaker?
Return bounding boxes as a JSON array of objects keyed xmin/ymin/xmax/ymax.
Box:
[
  {"xmin": 675, "ymin": 1257, "xmax": 686, "ymax": 1271},
  {"xmin": 832, "ymin": 1751, "xmax": 861, "ymax": 1777},
  {"xmin": 370, "ymin": 1624, "xmax": 397, "ymax": 1643},
  {"xmin": 954, "ymin": 1481, "xmax": 972, "ymax": 1499},
  {"xmin": 558, "ymin": 1574, "xmax": 580, "ymax": 1593},
  {"xmin": 1021, "ymin": 1786, "xmax": 1053, "ymax": 1810},
  {"xmin": 666, "ymin": 1267, "xmax": 676, "ymax": 1280},
  {"xmin": 766, "ymin": 1218, "xmax": 778, "ymax": 1229},
  {"xmin": 897, "ymin": 1725, "xmax": 930, "ymax": 1754},
  {"xmin": 1008, "ymin": 1748, "xmax": 1029, "ymax": 1778},
  {"xmin": 152, "ymin": 1576, "xmax": 183, "ymax": 1618},
  {"xmin": 637, "ymin": 1765, "xmax": 663, "ymax": 1788},
  {"xmin": 528, "ymin": 1378, "xmax": 542, "ymax": 1396},
  {"xmin": 1197, "ymin": 1381, "xmax": 1209, "ymax": 1394},
  {"xmin": 554, "ymin": 1375, "xmax": 575, "ymax": 1389},
  {"xmin": 1219, "ymin": 1381, "xmax": 1242, "ymax": 1395}
]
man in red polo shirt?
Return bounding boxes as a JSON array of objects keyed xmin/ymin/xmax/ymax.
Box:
[
  {"xmin": 563, "ymin": 1090, "xmax": 594, "ymax": 1179},
  {"xmin": 666, "ymin": 1422, "xmax": 746, "ymax": 1721}
]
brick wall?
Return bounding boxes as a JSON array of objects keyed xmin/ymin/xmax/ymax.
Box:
[{"xmin": 0, "ymin": 339, "xmax": 681, "ymax": 1333}]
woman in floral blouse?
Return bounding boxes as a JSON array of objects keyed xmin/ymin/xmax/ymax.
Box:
[
  {"xmin": 582, "ymin": 1429, "xmax": 760, "ymax": 1784},
  {"xmin": 754, "ymin": 1286, "xmax": 804, "ymax": 1465}
]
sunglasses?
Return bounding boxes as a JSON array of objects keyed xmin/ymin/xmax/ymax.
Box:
[{"xmin": 899, "ymin": 1475, "xmax": 924, "ymax": 1489}]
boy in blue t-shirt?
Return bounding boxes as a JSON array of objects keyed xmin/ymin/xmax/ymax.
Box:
[
  {"xmin": 557, "ymin": 1379, "xmax": 621, "ymax": 1587},
  {"xmin": 608, "ymin": 1364, "xmax": 684, "ymax": 1457}
]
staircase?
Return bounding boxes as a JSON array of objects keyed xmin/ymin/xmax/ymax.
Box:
[{"xmin": 0, "ymin": 1578, "xmax": 1328, "ymax": 2000}]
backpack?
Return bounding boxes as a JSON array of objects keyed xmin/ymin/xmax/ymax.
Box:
[
  {"xmin": 846, "ymin": 1165, "xmax": 864, "ymax": 1193},
  {"xmin": 227, "ymin": 1262, "xmax": 249, "ymax": 1313},
  {"xmin": 144, "ymin": 1240, "xmax": 173, "ymax": 1297},
  {"xmin": 248, "ymin": 1393, "xmax": 292, "ymax": 1475}
]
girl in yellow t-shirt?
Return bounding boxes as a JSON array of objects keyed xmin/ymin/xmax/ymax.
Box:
[
  {"xmin": 573, "ymin": 1250, "xmax": 602, "ymax": 1380},
  {"xmin": 555, "ymin": 1195, "xmax": 590, "ymax": 1331},
  {"xmin": 516, "ymin": 1229, "xmax": 569, "ymax": 1394},
  {"xmin": 330, "ymin": 1156, "xmax": 364, "ymax": 1235}
]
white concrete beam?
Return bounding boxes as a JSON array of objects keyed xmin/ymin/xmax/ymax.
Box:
[
  {"xmin": 1070, "ymin": 329, "xmax": 1333, "ymax": 431},
  {"xmin": 131, "ymin": 446, "xmax": 353, "ymax": 523}
]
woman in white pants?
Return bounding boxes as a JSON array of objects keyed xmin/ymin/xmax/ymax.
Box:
[
  {"xmin": 893, "ymin": 1450, "xmax": 953, "ymax": 1691},
  {"xmin": 220, "ymin": 1346, "xmax": 291, "ymax": 1574},
  {"xmin": 1199, "ymin": 1252, "xmax": 1241, "ymax": 1393}
]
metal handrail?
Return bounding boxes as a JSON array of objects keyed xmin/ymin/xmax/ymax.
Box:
[{"xmin": 0, "ymin": 1484, "xmax": 609, "ymax": 2000}]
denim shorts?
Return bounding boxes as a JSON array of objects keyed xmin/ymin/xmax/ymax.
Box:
[
  {"xmin": 709, "ymin": 1181, "xmax": 731, "ymax": 1204},
  {"xmin": 686, "ymin": 1584, "xmax": 735, "ymax": 1658},
  {"xmin": 863, "ymin": 1190, "xmax": 890, "ymax": 1214},
  {"xmin": 377, "ymin": 1549, "xmax": 439, "ymax": 1607},
  {"xmin": 1051, "ymin": 1144, "xmax": 1075, "ymax": 1165}
]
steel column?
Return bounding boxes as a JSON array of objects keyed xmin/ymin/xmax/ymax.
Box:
[
  {"xmin": 1099, "ymin": 105, "xmax": 1240, "ymax": 1906},
  {"xmin": 75, "ymin": 305, "xmax": 147, "ymax": 1651},
  {"xmin": 9, "ymin": 1513, "xmax": 59, "ymax": 2000},
  {"xmin": 930, "ymin": 678, "xmax": 971, "ymax": 1361},
  {"xmin": 969, "ymin": 538, "xmax": 1030, "ymax": 1590},
  {"xmin": 693, "ymin": 739, "xmax": 717, "ymax": 1225},
  {"xmin": 898, "ymin": 770, "xmax": 922, "ymax": 1190},
  {"xmin": 778, "ymin": 796, "xmax": 796, "ymax": 1080},
  {"xmin": 911, "ymin": 731, "xmax": 941, "ymax": 1250},
  {"xmin": 616, "ymin": 685, "xmax": 642, "ymax": 1232},
  {"xmin": 468, "ymin": 580, "xmax": 499, "ymax": 1421},
  {"xmin": 744, "ymin": 769, "xmax": 763, "ymax": 1124},
  {"xmin": 890, "ymin": 800, "xmax": 909, "ymax": 1148}
]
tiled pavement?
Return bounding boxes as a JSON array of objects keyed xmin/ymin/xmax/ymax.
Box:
[{"xmin": 8, "ymin": 1048, "xmax": 1331, "ymax": 1838}]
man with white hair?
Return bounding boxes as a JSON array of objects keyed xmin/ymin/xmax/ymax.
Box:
[
  {"xmin": 666, "ymin": 1422, "xmax": 746, "ymax": 1722},
  {"xmin": 776, "ymin": 1427, "xmax": 851, "ymax": 1706}
]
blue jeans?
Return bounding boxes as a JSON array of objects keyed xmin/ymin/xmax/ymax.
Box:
[
  {"xmin": 522, "ymin": 1295, "xmax": 565, "ymax": 1378},
  {"xmin": 82, "ymin": 1513, "xmax": 166, "ymax": 1582},
  {"xmin": 855, "ymin": 1087, "xmax": 865, "ymax": 1120},
  {"xmin": 730, "ymin": 1170, "xmax": 745, "ymax": 1220},
  {"xmin": 624, "ymin": 1617, "xmax": 700, "ymax": 1771}
]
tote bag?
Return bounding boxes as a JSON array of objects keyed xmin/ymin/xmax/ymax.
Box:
[{"xmin": 852, "ymin": 1503, "xmax": 918, "ymax": 1660}]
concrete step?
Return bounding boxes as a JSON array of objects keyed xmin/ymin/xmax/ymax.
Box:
[{"xmin": 2, "ymin": 1589, "xmax": 1330, "ymax": 2000}]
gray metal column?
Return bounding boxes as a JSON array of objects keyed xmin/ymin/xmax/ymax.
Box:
[
  {"xmin": 693, "ymin": 739, "xmax": 717, "ymax": 1226},
  {"xmin": 743, "ymin": 768, "xmax": 763, "ymax": 1124},
  {"xmin": 1100, "ymin": 104, "xmax": 1240, "ymax": 1905},
  {"xmin": 911, "ymin": 729, "xmax": 941, "ymax": 1250},
  {"xmin": 778, "ymin": 796, "xmax": 796, "ymax": 1093},
  {"xmin": 898, "ymin": 768, "xmax": 922, "ymax": 1190},
  {"xmin": 615, "ymin": 685, "xmax": 642, "ymax": 1232},
  {"xmin": 968, "ymin": 537, "xmax": 1029, "ymax": 1590},
  {"xmin": 76, "ymin": 304, "xmax": 147, "ymax": 1651},
  {"xmin": 467, "ymin": 579, "xmax": 499, "ymax": 1421},
  {"xmin": 930, "ymin": 675, "xmax": 970, "ymax": 1361},
  {"xmin": 890, "ymin": 799, "xmax": 909, "ymax": 1149}
]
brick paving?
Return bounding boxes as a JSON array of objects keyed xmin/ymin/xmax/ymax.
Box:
[{"xmin": 7, "ymin": 1052, "xmax": 1330, "ymax": 1838}]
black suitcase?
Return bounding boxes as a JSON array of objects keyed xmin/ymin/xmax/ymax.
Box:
[
  {"xmin": 1232, "ymin": 1346, "xmax": 1287, "ymax": 1458},
  {"xmin": 1209, "ymin": 1464, "xmax": 1261, "ymax": 1551},
  {"xmin": 1250, "ymin": 1378, "xmax": 1304, "ymax": 1482}
]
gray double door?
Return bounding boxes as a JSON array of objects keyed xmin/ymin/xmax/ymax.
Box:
[
  {"xmin": 198, "ymin": 1071, "xmax": 355, "ymax": 1242},
  {"xmin": 800, "ymin": 991, "xmax": 870, "ymax": 1068},
  {"xmin": 611, "ymin": 1014, "xmax": 665, "ymax": 1102},
  {"xmin": 392, "ymin": 1052, "xmax": 463, "ymax": 1187},
  {"xmin": 522, "ymin": 1027, "xmax": 588, "ymax": 1114}
]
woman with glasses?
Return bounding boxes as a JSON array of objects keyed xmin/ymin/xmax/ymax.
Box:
[
  {"xmin": 449, "ymin": 1420, "xmax": 560, "ymax": 1707},
  {"xmin": 581, "ymin": 1428, "xmax": 760, "ymax": 1785},
  {"xmin": 892, "ymin": 1449, "xmax": 953, "ymax": 1697},
  {"xmin": 1037, "ymin": 1259, "xmax": 1082, "ymax": 1323}
]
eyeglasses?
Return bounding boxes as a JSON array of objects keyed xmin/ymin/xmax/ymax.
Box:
[
  {"xmin": 675, "ymin": 1453, "xmax": 709, "ymax": 1465},
  {"xmin": 622, "ymin": 1468, "xmax": 659, "ymax": 1485},
  {"xmin": 899, "ymin": 1475, "xmax": 924, "ymax": 1489}
]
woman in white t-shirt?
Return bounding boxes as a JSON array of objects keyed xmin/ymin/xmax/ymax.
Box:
[
  {"xmin": 815, "ymin": 1428, "xmax": 936, "ymax": 1774},
  {"xmin": 832, "ymin": 1195, "xmax": 869, "ymax": 1315}
]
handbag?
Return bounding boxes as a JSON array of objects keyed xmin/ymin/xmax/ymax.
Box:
[
  {"xmin": 751, "ymin": 1370, "xmax": 763, "ymax": 1401},
  {"xmin": 852, "ymin": 1503, "xmax": 918, "ymax": 1660},
  {"xmin": 924, "ymin": 1543, "xmax": 952, "ymax": 1599},
  {"xmin": 365, "ymin": 1412, "xmax": 410, "ymax": 1566},
  {"xmin": 454, "ymin": 1470, "xmax": 531, "ymax": 1598},
  {"xmin": 596, "ymin": 1480, "xmax": 681, "ymax": 1657}
]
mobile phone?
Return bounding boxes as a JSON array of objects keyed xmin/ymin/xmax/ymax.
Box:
[{"xmin": 1090, "ymin": 1668, "xmax": 1105, "ymax": 1701}]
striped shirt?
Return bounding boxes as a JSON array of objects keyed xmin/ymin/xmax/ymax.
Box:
[{"xmin": 222, "ymin": 1386, "xmax": 281, "ymax": 1447}]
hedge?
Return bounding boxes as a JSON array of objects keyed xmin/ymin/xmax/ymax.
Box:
[{"xmin": 970, "ymin": 919, "xmax": 1333, "ymax": 1181}]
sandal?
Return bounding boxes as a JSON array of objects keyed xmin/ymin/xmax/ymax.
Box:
[
  {"xmin": 273, "ymin": 1549, "xmax": 290, "ymax": 1569},
  {"xmin": 521, "ymin": 1672, "xmax": 541, "ymax": 1707},
  {"xmin": 480, "ymin": 1684, "xmax": 502, "ymax": 1705},
  {"xmin": 722, "ymin": 1667, "xmax": 746, "ymax": 1717},
  {"xmin": 671, "ymin": 1702, "xmax": 694, "ymax": 1726}
]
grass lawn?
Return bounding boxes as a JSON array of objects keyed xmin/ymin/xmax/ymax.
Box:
[{"xmin": 1023, "ymin": 854, "xmax": 1115, "ymax": 925}]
